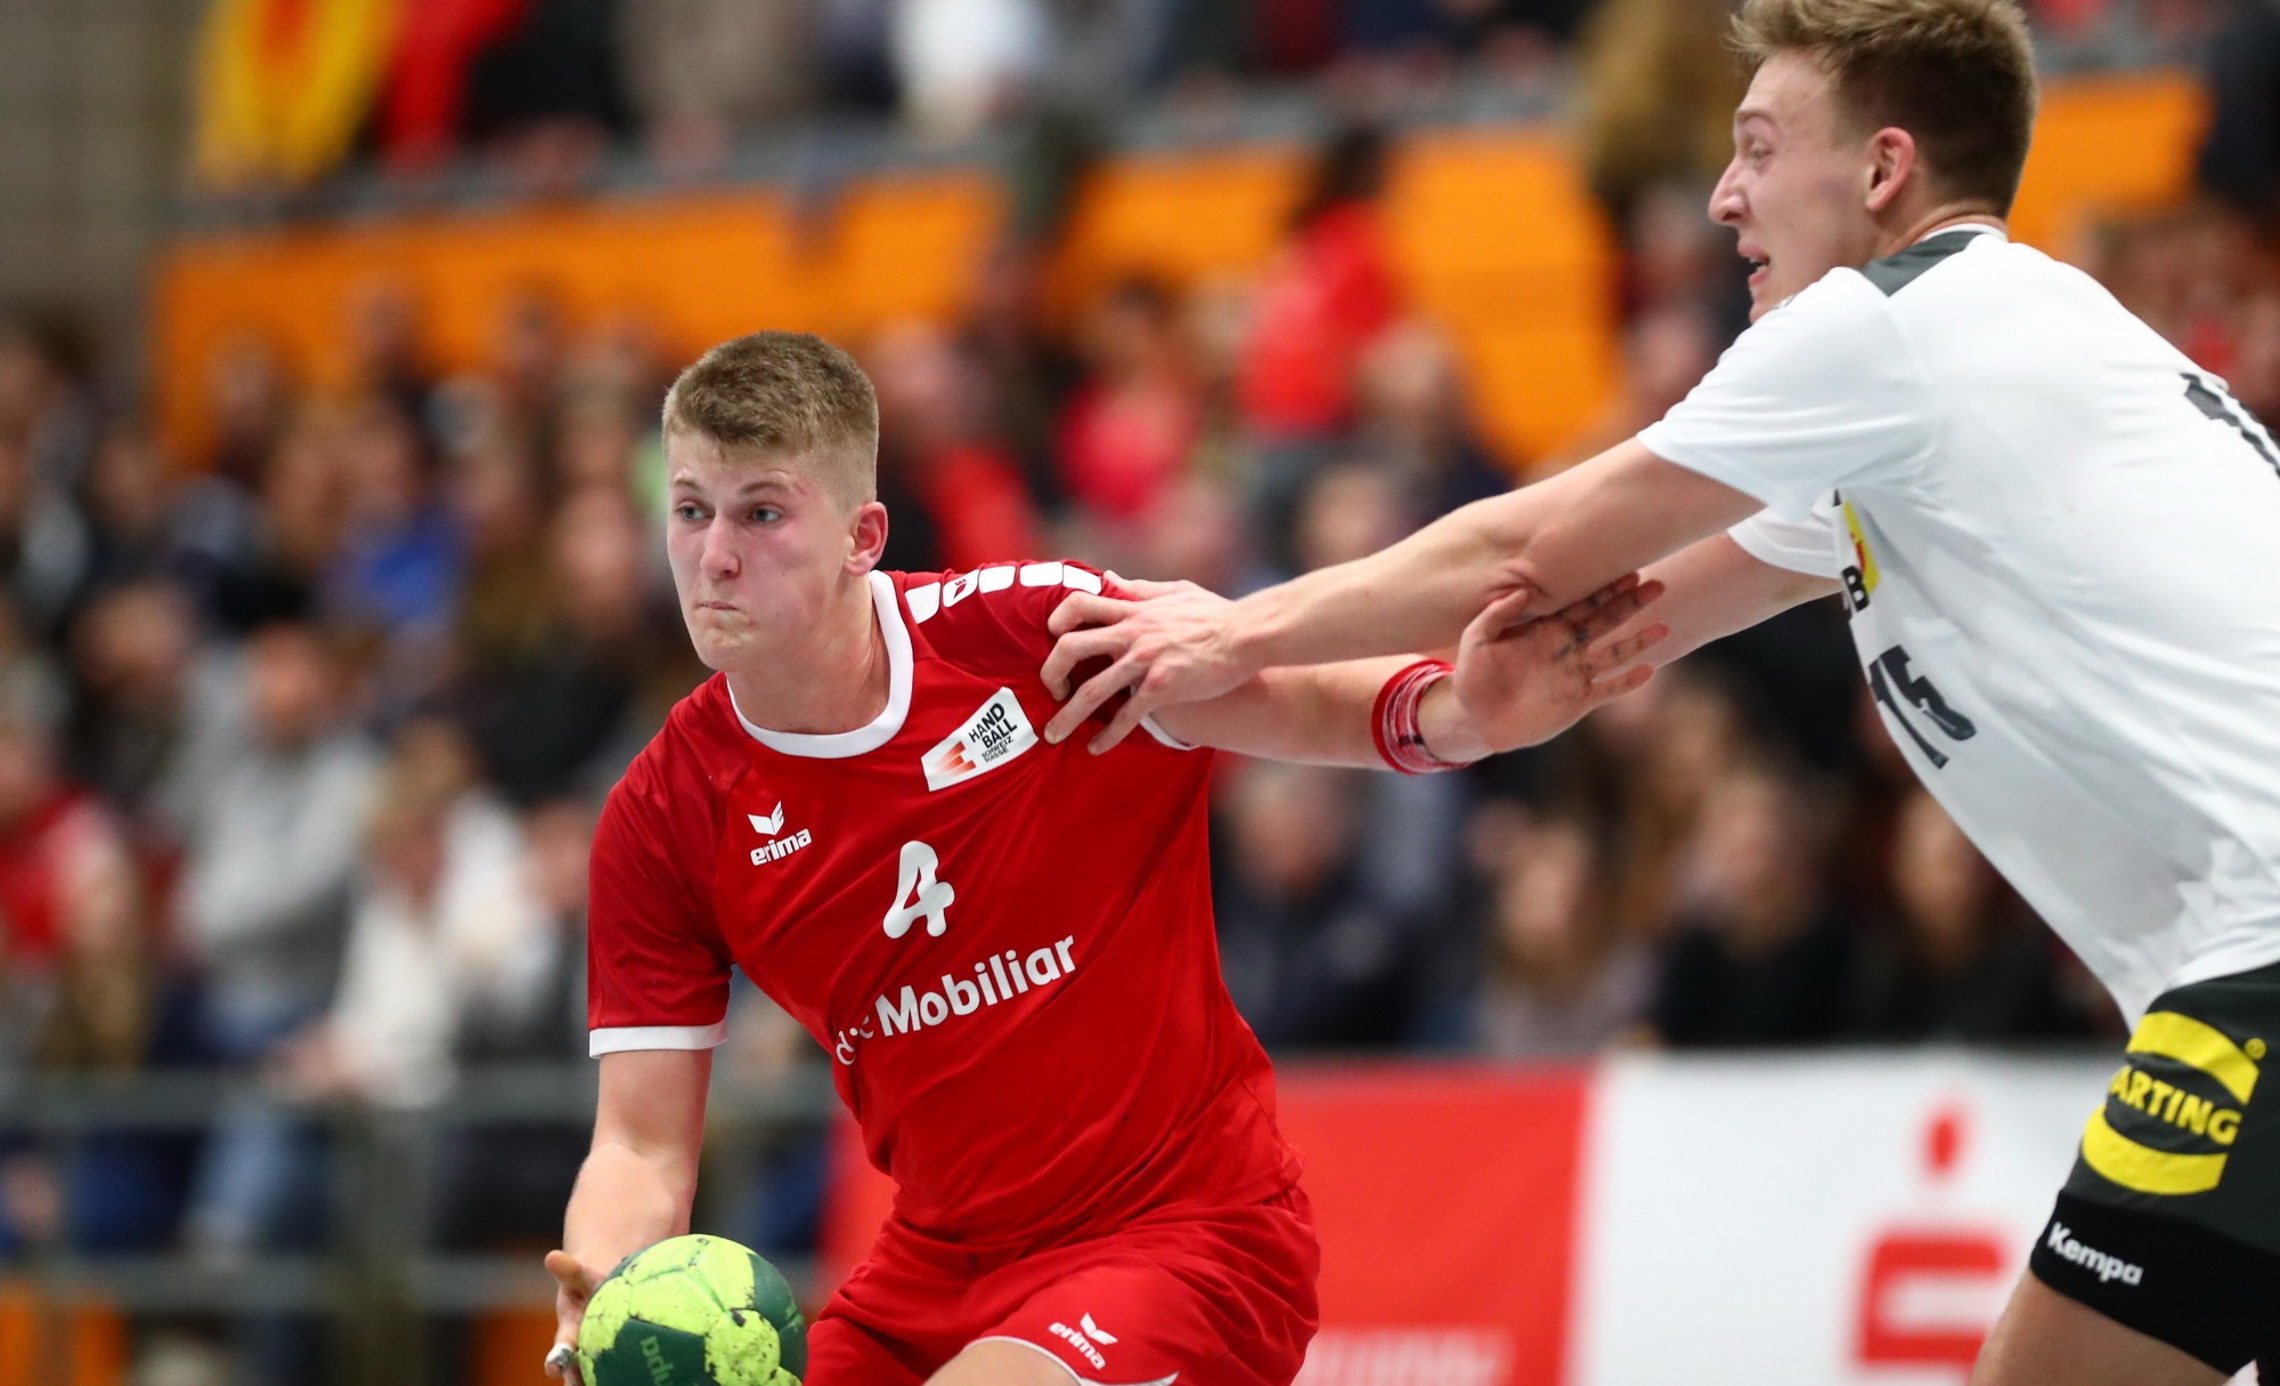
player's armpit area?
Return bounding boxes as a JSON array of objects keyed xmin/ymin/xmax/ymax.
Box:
[{"xmin": 1630, "ymin": 533, "xmax": 1842, "ymax": 668}]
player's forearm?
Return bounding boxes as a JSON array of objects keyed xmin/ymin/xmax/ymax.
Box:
[
  {"xmin": 1223, "ymin": 441, "xmax": 1751, "ymax": 677},
  {"xmin": 1161, "ymin": 658, "xmax": 1417, "ymax": 765},
  {"xmin": 562, "ymin": 1138, "xmax": 697, "ymax": 1273},
  {"xmin": 1224, "ymin": 499, "xmax": 1525, "ymax": 674},
  {"xmin": 1631, "ymin": 534, "xmax": 1843, "ymax": 666},
  {"xmin": 563, "ymin": 1049, "xmax": 711, "ymax": 1274}
]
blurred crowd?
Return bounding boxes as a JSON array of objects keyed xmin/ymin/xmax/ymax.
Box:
[
  {"xmin": 190, "ymin": 0, "xmax": 2215, "ymax": 197},
  {"xmin": 24, "ymin": 4, "xmax": 2280, "ymax": 1371},
  {"xmin": 2, "ymin": 108, "xmax": 2159, "ymax": 1288}
]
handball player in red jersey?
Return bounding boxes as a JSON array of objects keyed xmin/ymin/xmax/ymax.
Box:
[{"xmin": 539, "ymin": 331, "xmax": 1665, "ymax": 1386}]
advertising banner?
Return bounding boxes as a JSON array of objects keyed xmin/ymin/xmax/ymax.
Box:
[{"xmin": 820, "ymin": 1053, "xmax": 2191, "ymax": 1386}]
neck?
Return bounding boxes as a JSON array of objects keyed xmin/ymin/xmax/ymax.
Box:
[
  {"xmin": 1873, "ymin": 202, "xmax": 2006, "ymax": 260},
  {"xmin": 726, "ymin": 572, "xmax": 890, "ymax": 736}
]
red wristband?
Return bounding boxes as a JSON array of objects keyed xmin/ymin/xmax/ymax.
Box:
[{"xmin": 1372, "ymin": 659, "xmax": 1472, "ymax": 774}]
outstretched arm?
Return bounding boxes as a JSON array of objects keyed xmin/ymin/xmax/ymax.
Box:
[
  {"xmin": 1044, "ymin": 440, "xmax": 1761, "ymax": 750},
  {"xmin": 1147, "ymin": 574, "xmax": 1669, "ymax": 765},
  {"xmin": 1629, "ymin": 532, "xmax": 1841, "ymax": 664},
  {"xmin": 544, "ymin": 1049, "xmax": 711, "ymax": 1380}
]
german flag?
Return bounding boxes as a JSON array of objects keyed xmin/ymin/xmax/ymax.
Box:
[{"xmin": 192, "ymin": 0, "xmax": 401, "ymax": 190}]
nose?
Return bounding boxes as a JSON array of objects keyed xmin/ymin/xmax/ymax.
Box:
[
  {"xmin": 699, "ymin": 515, "xmax": 740, "ymax": 581},
  {"xmin": 1709, "ymin": 160, "xmax": 1745, "ymax": 227}
]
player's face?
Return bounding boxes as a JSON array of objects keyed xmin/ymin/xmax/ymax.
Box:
[
  {"xmin": 1710, "ymin": 52, "xmax": 1888, "ymax": 321},
  {"xmin": 663, "ymin": 432, "xmax": 887, "ymax": 674}
]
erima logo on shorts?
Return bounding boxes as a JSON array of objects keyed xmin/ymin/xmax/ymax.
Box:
[
  {"xmin": 2046, "ymin": 1222, "xmax": 2143, "ymax": 1286},
  {"xmin": 924, "ymin": 687, "xmax": 1038, "ymax": 791},
  {"xmin": 1049, "ymin": 1316, "xmax": 1116, "ymax": 1371}
]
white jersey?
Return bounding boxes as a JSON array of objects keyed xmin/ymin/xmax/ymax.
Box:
[{"xmin": 1639, "ymin": 225, "xmax": 2280, "ymax": 1023}]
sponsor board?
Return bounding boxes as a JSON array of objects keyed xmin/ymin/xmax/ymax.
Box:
[{"xmin": 820, "ymin": 1055, "xmax": 2170, "ymax": 1385}]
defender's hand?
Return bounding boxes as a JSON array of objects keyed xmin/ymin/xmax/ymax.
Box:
[
  {"xmin": 544, "ymin": 1249, "xmax": 598, "ymax": 1382},
  {"xmin": 1042, "ymin": 576, "xmax": 1248, "ymax": 754},
  {"xmin": 1428, "ymin": 575, "xmax": 1668, "ymax": 760}
]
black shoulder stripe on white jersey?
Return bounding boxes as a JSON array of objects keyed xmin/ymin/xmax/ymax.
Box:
[{"xmin": 1860, "ymin": 229, "xmax": 1981, "ymax": 296}]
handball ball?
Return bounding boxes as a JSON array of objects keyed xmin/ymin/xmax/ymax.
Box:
[{"xmin": 577, "ymin": 1234, "xmax": 807, "ymax": 1386}]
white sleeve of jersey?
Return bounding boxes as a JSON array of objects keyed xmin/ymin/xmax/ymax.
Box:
[
  {"xmin": 1726, "ymin": 496, "xmax": 1845, "ymax": 578},
  {"xmin": 1638, "ymin": 272, "xmax": 1937, "ymax": 520}
]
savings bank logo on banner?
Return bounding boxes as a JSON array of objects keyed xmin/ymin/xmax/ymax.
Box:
[{"xmin": 1568, "ymin": 1053, "xmax": 2112, "ymax": 1386}]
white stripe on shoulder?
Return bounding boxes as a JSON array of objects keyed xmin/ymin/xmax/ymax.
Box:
[
  {"xmin": 589, "ymin": 1022, "xmax": 727, "ymax": 1056},
  {"xmin": 906, "ymin": 581, "xmax": 943, "ymax": 623}
]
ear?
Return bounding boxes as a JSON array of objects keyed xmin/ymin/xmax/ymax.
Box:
[
  {"xmin": 846, "ymin": 500, "xmax": 890, "ymax": 574},
  {"xmin": 1863, "ymin": 126, "xmax": 1917, "ymax": 214}
]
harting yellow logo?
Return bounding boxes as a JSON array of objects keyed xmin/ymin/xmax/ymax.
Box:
[
  {"xmin": 1844, "ymin": 502, "xmax": 1881, "ymax": 594},
  {"xmin": 2081, "ymin": 1012, "xmax": 2261, "ymax": 1195}
]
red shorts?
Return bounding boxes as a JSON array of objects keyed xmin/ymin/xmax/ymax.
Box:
[{"xmin": 807, "ymin": 1187, "xmax": 1320, "ymax": 1386}]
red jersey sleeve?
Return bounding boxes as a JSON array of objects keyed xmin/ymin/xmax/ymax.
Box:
[{"xmin": 586, "ymin": 746, "xmax": 734, "ymax": 1056}]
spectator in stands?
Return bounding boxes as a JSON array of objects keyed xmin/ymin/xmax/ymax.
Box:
[
  {"xmin": 176, "ymin": 619, "xmax": 376, "ymax": 1083},
  {"xmin": 1289, "ymin": 458, "xmax": 1416, "ymax": 577},
  {"xmin": 957, "ymin": 240, "xmax": 1080, "ymax": 519},
  {"xmin": 1843, "ymin": 789, "xmax": 2082, "ymax": 1042},
  {"xmin": 457, "ymin": 488, "xmax": 652, "ymax": 804},
  {"xmin": 0, "ymin": 688, "xmax": 143, "ymax": 1073},
  {"xmin": 429, "ymin": 795, "xmax": 596, "ymax": 1252},
  {"xmin": 1057, "ymin": 276, "xmax": 1204, "ymax": 533},
  {"xmin": 1235, "ymin": 124, "xmax": 1401, "ymax": 446},
  {"xmin": 1132, "ymin": 473, "xmax": 1275, "ymax": 596},
  {"xmin": 79, "ymin": 422, "xmax": 184, "ymax": 596},
  {"xmin": 2197, "ymin": 0, "xmax": 2280, "ymax": 230},
  {"xmin": 1649, "ymin": 760, "xmax": 1853, "ymax": 1047},
  {"xmin": 346, "ymin": 281, "xmax": 441, "ymax": 438},
  {"xmin": 1573, "ymin": 0, "xmax": 1745, "ymax": 234},
  {"xmin": 1473, "ymin": 810, "xmax": 1653, "ymax": 1056},
  {"xmin": 173, "ymin": 617, "xmax": 375, "ymax": 1287},
  {"xmin": 1349, "ymin": 321, "xmax": 1512, "ymax": 511},
  {"xmin": 278, "ymin": 719, "xmax": 553, "ymax": 1109},
  {"xmin": 892, "ymin": 0, "xmax": 1047, "ymax": 138},
  {"xmin": 324, "ymin": 398, "xmax": 462, "ymax": 715},
  {"xmin": 446, "ymin": 388, "xmax": 554, "ymax": 677},
  {"xmin": 870, "ymin": 320, "xmax": 1041, "ymax": 570},
  {"xmin": 621, "ymin": 0, "xmax": 815, "ymax": 175},
  {"xmin": 0, "ymin": 401, "xmax": 96, "ymax": 642},
  {"xmin": 213, "ymin": 404, "xmax": 348, "ymax": 634},
  {"xmin": 63, "ymin": 580, "xmax": 229, "ymax": 846},
  {"xmin": 1214, "ymin": 760, "xmax": 1428, "ymax": 1049}
]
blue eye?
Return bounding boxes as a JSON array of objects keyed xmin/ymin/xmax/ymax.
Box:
[{"xmin": 752, "ymin": 507, "xmax": 782, "ymax": 524}]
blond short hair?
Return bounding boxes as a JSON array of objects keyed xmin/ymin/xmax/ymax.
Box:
[
  {"xmin": 661, "ymin": 331, "xmax": 879, "ymax": 504},
  {"xmin": 1733, "ymin": 0, "xmax": 2037, "ymax": 213}
]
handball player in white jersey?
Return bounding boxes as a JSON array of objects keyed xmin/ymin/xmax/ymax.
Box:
[{"xmin": 1039, "ymin": 0, "xmax": 2280, "ymax": 1378}]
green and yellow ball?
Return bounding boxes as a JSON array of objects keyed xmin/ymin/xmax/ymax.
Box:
[{"xmin": 577, "ymin": 1234, "xmax": 806, "ymax": 1386}]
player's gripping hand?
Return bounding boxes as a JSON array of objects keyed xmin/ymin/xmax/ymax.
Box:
[
  {"xmin": 1425, "ymin": 575, "xmax": 1669, "ymax": 760},
  {"xmin": 543, "ymin": 1249, "xmax": 598, "ymax": 1382},
  {"xmin": 1043, "ymin": 575, "xmax": 1247, "ymax": 753}
]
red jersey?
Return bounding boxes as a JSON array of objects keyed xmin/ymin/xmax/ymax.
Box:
[{"xmin": 587, "ymin": 563, "xmax": 1301, "ymax": 1250}]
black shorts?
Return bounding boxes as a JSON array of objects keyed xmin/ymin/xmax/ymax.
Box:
[{"xmin": 2028, "ymin": 958, "xmax": 2280, "ymax": 1375}]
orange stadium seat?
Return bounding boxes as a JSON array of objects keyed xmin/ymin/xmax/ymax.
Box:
[{"xmin": 149, "ymin": 70, "xmax": 2206, "ymax": 479}]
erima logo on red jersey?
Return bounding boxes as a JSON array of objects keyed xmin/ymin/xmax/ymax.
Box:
[
  {"xmin": 748, "ymin": 804, "xmax": 812, "ymax": 866},
  {"xmin": 924, "ymin": 688, "xmax": 1038, "ymax": 791}
]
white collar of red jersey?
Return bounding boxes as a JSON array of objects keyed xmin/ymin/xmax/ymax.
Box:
[{"xmin": 728, "ymin": 569, "xmax": 914, "ymax": 759}]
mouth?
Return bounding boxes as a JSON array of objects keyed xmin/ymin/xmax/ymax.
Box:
[{"xmin": 1738, "ymin": 244, "xmax": 1769, "ymax": 291}]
